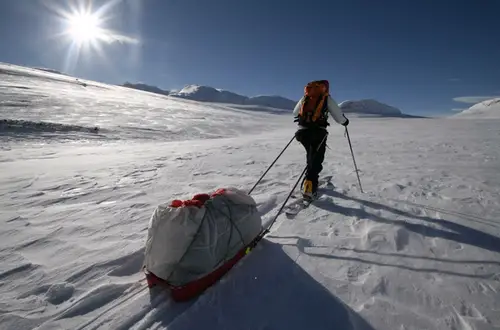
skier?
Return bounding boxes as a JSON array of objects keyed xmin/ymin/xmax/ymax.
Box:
[{"xmin": 293, "ymin": 80, "xmax": 349, "ymax": 199}]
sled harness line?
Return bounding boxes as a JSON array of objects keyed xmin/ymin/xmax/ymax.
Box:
[{"xmin": 248, "ymin": 135, "xmax": 296, "ymax": 195}]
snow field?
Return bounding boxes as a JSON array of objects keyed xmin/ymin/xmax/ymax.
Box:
[{"xmin": 1, "ymin": 63, "xmax": 500, "ymax": 329}]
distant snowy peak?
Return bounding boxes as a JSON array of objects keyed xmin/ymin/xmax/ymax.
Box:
[
  {"xmin": 171, "ymin": 85, "xmax": 248, "ymax": 104},
  {"xmin": 169, "ymin": 84, "xmax": 296, "ymax": 110},
  {"xmin": 339, "ymin": 99, "xmax": 403, "ymax": 116},
  {"xmin": 455, "ymin": 98, "xmax": 500, "ymax": 118},
  {"xmin": 174, "ymin": 84, "xmax": 214, "ymax": 97},
  {"xmin": 122, "ymin": 82, "xmax": 170, "ymax": 96}
]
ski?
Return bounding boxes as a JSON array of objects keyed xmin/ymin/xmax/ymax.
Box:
[
  {"xmin": 284, "ymin": 196, "xmax": 314, "ymax": 216},
  {"xmin": 284, "ymin": 175, "xmax": 332, "ymax": 216}
]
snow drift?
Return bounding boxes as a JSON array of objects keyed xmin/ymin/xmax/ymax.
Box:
[
  {"xmin": 455, "ymin": 98, "xmax": 500, "ymax": 118},
  {"xmin": 0, "ymin": 119, "xmax": 99, "ymax": 134},
  {"xmin": 32, "ymin": 67, "xmax": 67, "ymax": 76},
  {"xmin": 0, "ymin": 63, "xmax": 287, "ymax": 142},
  {"xmin": 339, "ymin": 99, "xmax": 403, "ymax": 116}
]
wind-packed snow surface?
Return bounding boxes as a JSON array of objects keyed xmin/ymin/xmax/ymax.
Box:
[{"xmin": 1, "ymin": 62, "xmax": 500, "ymax": 330}]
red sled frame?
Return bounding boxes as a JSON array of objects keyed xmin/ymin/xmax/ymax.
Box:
[{"xmin": 144, "ymin": 234, "xmax": 262, "ymax": 302}]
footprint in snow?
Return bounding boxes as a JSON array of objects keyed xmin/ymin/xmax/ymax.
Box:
[
  {"xmin": 370, "ymin": 276, "xmax": 389, "ymax": 296},
  {"xmin": 458, "ymin": 301, "xmax": 484, "ymax": 319},
  {"xmin": 56, "ymin": 283, "xmax": 132, "ymax": 320},
  {"xmin": 346, "ymin": 263, "xmax": 372, "ymax": 284},
  {"xmin": 394, "ymin": 227, "xmax": 410, "ymax": 251},
  {"xmin": 44, "ymin": 283, "xmax": 75, "ymax": 305},
  {"xmin": 18, "ymin": 282, "xmax": 75, "ymax": 305}
]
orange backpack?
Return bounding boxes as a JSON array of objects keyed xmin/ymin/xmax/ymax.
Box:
[{"xmin": 297, "ymin": 80, "xmax": 330, "ymax": 127}]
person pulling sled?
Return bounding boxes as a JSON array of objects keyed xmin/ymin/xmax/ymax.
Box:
[{"xmin": 293, "ymin": 80, "xmax": 349, "ymax": 199}]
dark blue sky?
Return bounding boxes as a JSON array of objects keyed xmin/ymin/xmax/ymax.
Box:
[{"xmin": 1, "ymin": 0, "xmax": 499, "ymax": 116}]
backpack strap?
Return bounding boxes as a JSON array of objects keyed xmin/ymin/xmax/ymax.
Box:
[{"xmin": 312, "ymin": 93, "xmax": 329, "ymax": 122}]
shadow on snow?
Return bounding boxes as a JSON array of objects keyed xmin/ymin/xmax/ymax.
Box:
[
  {"xmin": 315, "ymin": 188, "xmax": 500, "ymax": 255},
  {"xmin": 148, "ymin": 240, "xmax": 375, "ymax": 330}
]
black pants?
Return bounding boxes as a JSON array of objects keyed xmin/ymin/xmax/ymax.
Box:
[{"xmin": 295, "ymin": 127, "xmax": 328, "ymax": 192}]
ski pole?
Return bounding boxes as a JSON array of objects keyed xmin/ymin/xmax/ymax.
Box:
[
  {"xmin": 248, "ymin": 134, "xmax": 296, "ymax": 195},
  {"xmin": 262, "ymin": 132, "xmax": 328, "ymax": 235},
  {"xmin": 345, "ymin": 127, "xmax": 364, "ymax": 193},
  {"xmin": 261, "ymin": 164, "xmax": 307, "ymax": 236}
]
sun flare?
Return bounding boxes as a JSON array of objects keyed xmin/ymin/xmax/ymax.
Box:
[
  {"xmin": 47, "ymin": 0, "xmax": 141, "ymax": 73},
  {"xmin": 67, "ymin": 12, "xmax": 103, "ymax": 43}
]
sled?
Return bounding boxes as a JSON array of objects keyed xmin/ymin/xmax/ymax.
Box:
[{"xmin": 143, "ymin": 188, "xmax": 263, "ymax": 302}]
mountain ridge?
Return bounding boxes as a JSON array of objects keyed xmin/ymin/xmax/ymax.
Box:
[{"xmin": 122, "ymin": 82, "xmax": 411, "ymax": 116}]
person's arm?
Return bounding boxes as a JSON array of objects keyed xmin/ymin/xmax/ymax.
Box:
[
  {"xmin": 327, "ymin": 95, "xmax": 349, "ymax": 126},
  {"xmin": 292, "ymin": 96, "xmax": 305, "ymax": 117}
]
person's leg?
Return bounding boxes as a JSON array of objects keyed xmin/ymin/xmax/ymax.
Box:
[
  {"xmin": 295, "ymin": 129, "xmax": 314, "ymax": 194},
  {"xmin": 309, "ymin": 129, "xmax": 327, "ymax": 194}
]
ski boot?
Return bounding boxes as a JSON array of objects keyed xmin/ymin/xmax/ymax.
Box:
[{"xmin": 302, "ymin": 179, "xmax": 317, "ymax": 201}]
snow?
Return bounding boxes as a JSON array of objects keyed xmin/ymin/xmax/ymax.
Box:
[
  {"xmin": 339, "ymin": 99, "xmax": 404, "ymax": 116},
  {"xmin": 1, "ymin": 62, "xmax": 500, "ymax": 330},
  {"xmin": 455, "ymin": 98, "xmax": 500, "ymax": 119},
  {"xmin": 32, "ymin": 68, "xmax": 67, "ymax": 76}
]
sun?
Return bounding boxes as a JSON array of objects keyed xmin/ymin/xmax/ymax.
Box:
[
  {"xmin": 66, "ymin": 12, "xmax": 103, "ymax": 44},
  {"xmin": 45, "ymin": 1, "xmax": 141, "ymax": 73}
]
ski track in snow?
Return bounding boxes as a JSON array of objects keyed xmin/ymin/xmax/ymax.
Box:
[{"xmin": 1, "ymin": 63, "xmax": 500, "ymax": 330}]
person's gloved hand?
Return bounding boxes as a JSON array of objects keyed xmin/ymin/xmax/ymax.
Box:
[
  {"xmin": 342, "ymin": 117, "xmax": 349, "ymax": 126},
  {"xmin": 294, "ymin": 129, "xmax": 303, "ymax": 142}
]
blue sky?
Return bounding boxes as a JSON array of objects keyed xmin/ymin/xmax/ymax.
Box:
[{"xmin": 0, "ymin": 0, "xmax": 499, "ymax": 116}]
